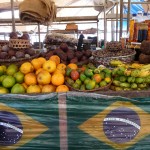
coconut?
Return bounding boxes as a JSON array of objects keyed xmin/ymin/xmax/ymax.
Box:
[
  {"xmin": 15, "ymin": 51, "xmax": 25, "ymax": 58},
  {"xmin": 0, "ymin": 52, "xmax": 8, "ymax": 59},
  {"xmin": 60, "ymin": 43, "xmax": 68, "ymax": 52},
  {"xmin": 139, "ymin": 53, "xmax": 150, "ymax": 64}
]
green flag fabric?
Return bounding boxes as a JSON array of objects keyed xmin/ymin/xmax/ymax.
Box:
[
  {"xmin": 0, "ymin": 92, "xmax": 149, "ymax": 150},
  {"xmin": 66, "ymin": 92, "xmax": 150, "ymax": 150},
  {"xmin": 0, "ymin": 93, "xmax": 59, "ymax": 150}
]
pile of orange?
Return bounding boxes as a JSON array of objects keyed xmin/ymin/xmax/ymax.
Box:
[{"xmin": 20, "ymin": 55, "xmax": 70, "ymax": 93}]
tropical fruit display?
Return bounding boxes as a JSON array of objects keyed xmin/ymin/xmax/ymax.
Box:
[
  {"xmin": 0, "ymin": 55, "xmax": 69, "ymax": 94},
  {"xmin": 65, "ymin": 63, "xmax": 112, "ymax": 91},
  {"xmin": 110, "ymin": 63, "xmax": 150, "ymax": 91}
]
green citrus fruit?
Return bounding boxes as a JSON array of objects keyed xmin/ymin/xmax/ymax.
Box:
[
  {"xmin": 85, "ymin": 80, "xmax": 96, "ymax": 90},
  {"xmin": 6, "ymin": 64, "xmax": 18, "ymax": 76},
  {"xmin": 2, "ymin": 75, "xmax": 16, "ymax": 88},
  {"xmin": 0, "ymin": 86, "xmax": 9, "ymax": 94},
  {"xmin": 11, "ymin": 83, "xmax": 26, "ymax": 94},
  {"xmin": 99, "ymin": 80, "xmax": 107, "ymax": 87},
  {"xmin": 14, "ymin": 71, "xmax": 24, "ymax": 83}
]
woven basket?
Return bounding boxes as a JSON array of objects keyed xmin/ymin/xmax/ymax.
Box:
[
  {"xmin": 9, "ymin": 39, "xmax": 30, "ymax": 49},
  {"xmin": 0, "ymin": 52, "xmax": 40, "ymax": 67},
  {"xmin": 65, "ymin": 81, "xmax": 112, "ymax": 92},
  {"xmin": 0, "ymin": 40, "xmax": 9, "ymax": 48}
]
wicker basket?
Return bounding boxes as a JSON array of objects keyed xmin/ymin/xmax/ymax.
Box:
[
  {"xmin": 0, "ymin": 52, "xmax": 40, "ymax": 66},
  {"xmin": 65, "ymin": 81, "xmax": 112, "ymax": 92},
  {"xmin": 9, "ymin": 39, "xmax": 30, "ymax": 49},
  {"xmin": 92, "ymin": 50, "xmax": 136, "ymax": 67}
]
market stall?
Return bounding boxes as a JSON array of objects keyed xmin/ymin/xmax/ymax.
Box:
[{"xmin": 0, "ymin": 0, "xmax": 149, "ymax": 150}]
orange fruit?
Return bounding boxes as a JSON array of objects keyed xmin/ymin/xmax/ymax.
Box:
[
  {"xmin": 42, "ymin": 84, "xmax": 56, "ymax": 93},
  {"xmin": 35, "ymin": 68, "xmax": 46, "ymax": 75},
  {"xmin": 43, "ymin": 60, "xmax": 56, "ymax": 73},
  {"xmin": 57, "ymin": 63, "xmax": 66, "ymax": 70},
  {"xmin": 24, "ymin": 73, "xmax": 37, "ymax": 86},
  {"xmin": 37, "ymin": 70, "xmax": 51, "ymax": 85},
  {"xmin": 51, "ymin": 73, "xmax": 65, "ymax": 86},
  {"xmin": 67, "ymin": 63, "xmax": 78, "ymax": 70},
  {"xmin": 31, "ymin": 58, "xmax": 42, "ymax": 70},
  {"xmin": 53, "ymin": 68, "xmax": 65, "ymax": 75},
  {"xmin": 22, "ymin": 82, "xmax": 28, "ymax": 89},
  {"xmin": 56, "ymin": 85, "xmax": 69, "ymax": 92},
  {"xmin": 20, "ymin": 62, "xmax": 34, "ymax": 74},
  {"xmin": 27, "ymin": 85, "xmax": 41, "ymax": 93},
  {"xmin": 92, "ymin": 74, "xmax": 102, "ymax": 83},
  {"xmin": 38, "ymin": 57, "xmax": 46, "ymax": 66},
  {"xmin": 49, "ymin": 55, "xmax": 60, "ymax": 65}
]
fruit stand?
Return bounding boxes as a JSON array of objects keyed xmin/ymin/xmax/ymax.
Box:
[{"xmin": 0, "ymin": 0, "xmax": 150, "ymax": 150}]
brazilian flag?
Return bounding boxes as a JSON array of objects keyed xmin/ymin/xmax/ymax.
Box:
[
  {"xmin": 66, "ymin": 92, "xmax": 150, "ymax": 150},
  {"xmin": 0, "ymin": 93, "xmax": 59, "ymax": 150}
]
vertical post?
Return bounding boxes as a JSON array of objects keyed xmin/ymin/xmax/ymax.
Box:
[
  {"xmin": 38, "ymin": 23, "xmax": 41, "ymax": 49},
  {"xmin": 127, "ymin": 0, "xmax": 131, "ymax": 33},
  {"xmin": 97, "ymin": 20, "xmax": 99, "ymax": 47},
  {"xmin": 47, "ymin": 25, "xmax": 49, "ymax": 33},
  {"xmin": 104, "ymin": 2, "xmax": 107, "ymax": 47},
  {"xmin": 11, "ymin": 0, "xmax": 16, "ymax": 32},
  {"xmin": 120, "ymin": 0, "xmax": 123, "ymax": 39},
  {"xmin": 111, "ymin": 9, "xmax": 115, "ymax": 41},
  {"xmin": 116, "ymin": 3, "xmax": 118, "ymax": 41}
]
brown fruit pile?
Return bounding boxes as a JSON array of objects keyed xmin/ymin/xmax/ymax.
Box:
[
  {"xmin": 0, "ymin": 32, "xmax": 37, "ymax": 60},
  {"xmin": 139, "ymin": 40, "xmax": 150, "ymax": 64},
  {"xmin": 41, "ymin": 43, "xmax": 92, "ymax": 65}
]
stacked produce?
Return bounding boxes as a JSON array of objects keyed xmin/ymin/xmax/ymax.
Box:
[
  {"xmin": 0, "ymin": 55, "xmax": 69, "ymax": 94},
  {"xmin": 92, "ymin": 41, "xmax": 136, "ymax": 66},
  {"xmin": 110, "ymin": 63, "xmax": 150, "ymax": 91},
  {"xmin": 139, "ymin": 40, "xmax": 150, "ymax": 64},
  {"xmin": 41, "ymin": 42, "xmax": 92, "ymax": 65},
  {"xmin": 65, "ymin": 63, "xmax": 112, "ymax": 91},
  {"xmin": 44, "ymin": 33, "xmax": 78, "ymax": 50},
  {"xmin": 0, "ymin": 32, "xmax": 37, "ymax": 60}
]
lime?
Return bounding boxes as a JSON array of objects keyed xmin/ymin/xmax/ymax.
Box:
[
  {"xmin": 84, "ymin": 78, "xmax": 91, "ymax": 85},
  {"xmin": 11, "ymin": 83, "xmax": 26, "ymax": 94},
  {"xmin": 75, "ymin": 79, "xmax": 82, "ymax": 86},
  {"xmin": 0, "ymin": 87, "xmax": 9, "ymax": 94},
  {"xmin": 14, "ymin": 71, "xmax": 24, "ymax": 83},
  {"xmin": 99, "ymin": 80, "xmax": 107, "ymax": 87},
  {"xmin": 0, "ymin": 75, "xmax": 7, "ymax": 84},
  {"xmin": 84, "ymin": 69, "xmax": 93, "ymax": 77},
  {"xmin": 2, "ymin": 75, "xmax": 16, "ymax": 88},
  {"xmin": 80, "ymin": 73, "xmax": 86, "ymax": 82},
  {"xmin": 6, "ymin": 64, "xmax": 18, "ymax": 76},
  {"xmin": 85, "ymin": 80, "xmax": 96, "ymax": 90}
]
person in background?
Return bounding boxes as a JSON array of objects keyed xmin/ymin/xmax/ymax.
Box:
[{"xmin": 77, "ymin": 33, "xmax": 85, "ymax": 51}]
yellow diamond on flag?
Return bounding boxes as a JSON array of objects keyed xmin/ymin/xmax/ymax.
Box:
[
  {"xmin": 78, "ymin": 101, "xmax": 150, "ymax": 149},
  {"xmin": 0, "ymin": 103, "xmax": 48, "ymax": 150}
]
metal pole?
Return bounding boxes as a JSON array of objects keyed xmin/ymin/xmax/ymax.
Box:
[
  {"xmin": 104, "ymin": 3, "xmax": 107, "ymax": 47},
  {"xmin": 11, "ymin": 0, "xmax": 16, "ymax": 32},
  {"xmin": 120, "ymin": 0, "xmax": 123, "ymax": 38},
  {"xmin": 97, "ymin": 21, "xmax": 99, "ymax": 47},
  {"xmin": 111, "ymin": 8, "xmax": 115, "ymax": 41},
  {"xmin": 38, "ymin": 23, "xmax": 41, "ymax": 49},
  {"xmin": 127, "ymin": 0, "xmax": 131, "ymax": 33},
  {"xmin": 116, "ymin": 3, "xmax": 118, "ymax": 41}
]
